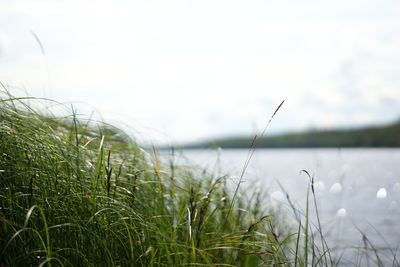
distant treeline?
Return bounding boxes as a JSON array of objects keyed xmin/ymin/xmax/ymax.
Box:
[{"xmin": 185, "ymin": 122, "xmax": 400, "ymax": 149}]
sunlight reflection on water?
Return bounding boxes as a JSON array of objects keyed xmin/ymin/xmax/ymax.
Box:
[
  {"xmin": 377, "ymin": 187, "xmax": 387, "ymax": 198},
  {"xmin": 336, "ymin": 208, "xmax": 347, "ymax": 218}
]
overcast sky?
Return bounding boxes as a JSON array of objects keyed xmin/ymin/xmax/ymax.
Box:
[{"xmin": 1, "ymin": 0, "xmax": 400, "ymax": 144}]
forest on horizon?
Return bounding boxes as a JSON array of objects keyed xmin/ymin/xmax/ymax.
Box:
[{"xmin": 182, "ymin": 121, "xmax": 400, "ymax": 149}]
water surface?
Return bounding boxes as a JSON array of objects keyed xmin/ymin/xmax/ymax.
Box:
[{"xmin": 181, "ymin": 148, "xmax": 400, "ymax": 265}]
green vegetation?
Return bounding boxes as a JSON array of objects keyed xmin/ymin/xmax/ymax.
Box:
[
  {"xmin": 185, "ymin": 122, "xmax": 400, "ymax": 149},
  {"xmin": 0, "ymin": 94, "xmax": 329, "ymax": 266},
  {"xmin": 1, "ymin": 92, "xmax": 397, "ymax": 266}
]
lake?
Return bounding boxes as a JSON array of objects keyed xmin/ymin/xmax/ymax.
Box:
[{"xmin": 179, "ymin": 148, "xmax": 400, "ymax": 265}]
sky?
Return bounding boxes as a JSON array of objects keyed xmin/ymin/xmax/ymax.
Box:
[{"xmin": 1, "ymin": 0, "xmax": 400, "ymax": 144}]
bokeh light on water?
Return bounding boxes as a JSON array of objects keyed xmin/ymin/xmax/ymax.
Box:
[
  {"xmin": 336, "ymin": 208, "xmax": 347, "ymax": 218},
  {"xmin": 377, "ymin": 187, "xmax": 387, "ymax": 199},
  {"xmin": 330, "ymin": 182, "xmax": 342, "ymax": 193}
]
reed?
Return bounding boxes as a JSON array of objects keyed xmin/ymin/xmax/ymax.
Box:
[
  {"xmin": 0, "ymin": 93, "xmax": 292, "ymax": 266},
  {"xmin": 0, "ymin": 91, "xmax": 395, "ymax": 266}
]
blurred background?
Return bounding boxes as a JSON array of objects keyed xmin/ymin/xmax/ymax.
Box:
[{"xmin": 1, "ymin": 0, "xmax": 399, "ymax": 145}]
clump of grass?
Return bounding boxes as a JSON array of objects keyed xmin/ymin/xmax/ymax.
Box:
[
  {"xmin": 3, "ymin": 90, "xmax": 394, "ymax": 266},
  {"xmin": 0, "ymin": 92, "xmax": 300, "ymax": 266}
]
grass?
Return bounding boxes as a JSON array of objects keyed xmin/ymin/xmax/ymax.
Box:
[{"xmin": 0, "ymin": 91, "xmax": 396, "ymax": 266}]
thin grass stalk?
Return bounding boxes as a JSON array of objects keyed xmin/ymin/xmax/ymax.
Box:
[
  {"xmin": 295, "ymin": 214, "xmax": 301, "ymax": 267},
  {"xmin": 305, "ymin": 180, "xmax": 310, "ymax": 266},
  {"xmin": 224, "ymin": 100, "xmax": 284, "ymax": 228}
]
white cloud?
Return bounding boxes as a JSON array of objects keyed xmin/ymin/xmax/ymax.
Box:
[{"xmin": 1, "ymin": 0, "xmax": 400, "ymax": 143}]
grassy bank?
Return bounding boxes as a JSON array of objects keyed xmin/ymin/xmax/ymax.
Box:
[
  {"xmin": 0, "ymin": 94, "xmax": 299, "ymax": 266},
  {"xmin": 1, "ymin": 93, "xmax": 394, "ymax": 266}
]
